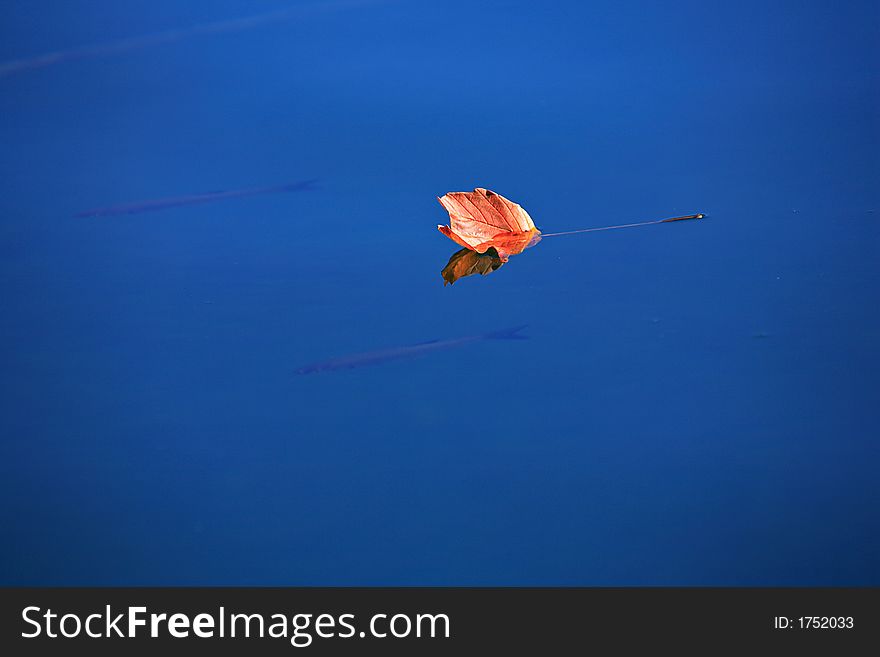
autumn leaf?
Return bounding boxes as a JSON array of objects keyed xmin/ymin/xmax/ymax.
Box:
[{"xmin": 437, "ymin": 188, "xmax": 541, "ymax": 261}]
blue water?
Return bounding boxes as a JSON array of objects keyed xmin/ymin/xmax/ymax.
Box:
[{"xmin": 1, "ymin": 0, "xmax": 877, "ymax": 585}]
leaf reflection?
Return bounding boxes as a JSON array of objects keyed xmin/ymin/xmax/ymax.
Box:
[
  {"xmin": 441, "ymin": 248, "xmax": 504, "ymax": 285},
  {"xmin": 440, "ymin": 231, "xmax": 541, "ymax": 285}
]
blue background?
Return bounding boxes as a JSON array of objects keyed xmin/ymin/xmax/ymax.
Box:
[{"xmin": 1, "ymin": 0, "xmax": 877, "ymax": 585}]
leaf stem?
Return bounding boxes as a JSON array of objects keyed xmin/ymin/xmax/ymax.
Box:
[{"xmin": 540, "ymin": 213, "xmax": 704, "ymax": 237}]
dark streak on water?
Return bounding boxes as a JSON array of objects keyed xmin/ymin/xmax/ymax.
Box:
[
  {"xmin": 295, "ymin": 325, "xmax": 528, "ymax": 373},
  {"xmin": 74, "ymin": 179, "xmax": 317, "ymax": 217}
]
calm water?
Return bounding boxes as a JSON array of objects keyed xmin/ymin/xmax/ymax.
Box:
[{"xmin": 1, "ymin": 0, "xmax": 877, "ymax": 585}]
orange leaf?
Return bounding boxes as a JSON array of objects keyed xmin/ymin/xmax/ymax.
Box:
[{"xmin": 437, "ymin": 188, "xmax": 541, "ymax": 261}]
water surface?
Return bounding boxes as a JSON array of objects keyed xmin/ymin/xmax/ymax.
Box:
[{"xmin": 0, "ymin": 0, "xmax": 877, "ymax": 585}]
